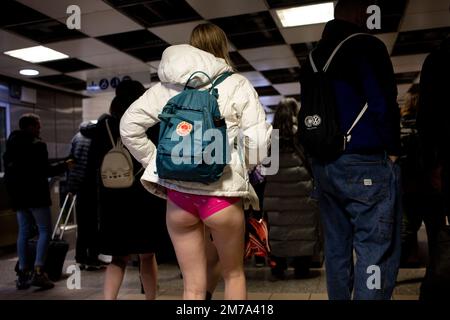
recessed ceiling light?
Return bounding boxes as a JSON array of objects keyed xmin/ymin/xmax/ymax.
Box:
[
  {"xmin": 276, "ymin": 2, "xmax": 335, "ymax": 28},
  {"xmin": 4, "ymin": 45, "xmax": 68, "ymax": 63},
  {"xmin": 19, "ymin": 69, "xmax": 40, "ymax": 76}
]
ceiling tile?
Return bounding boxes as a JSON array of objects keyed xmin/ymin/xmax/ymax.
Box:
[
  {"xmin": 39, "ymin": 58, "xmax": 98, "ymax": 73},
  {"xmin": 80, "ymin": 52, "xmax": 145, "ymax": 68},
  {"xmin": 279, "ymin": 23, "xmax": 326, "ymax": 44},
  {"xmin": 259, "ymin": 95, "xmax": 283, "ymax": 106},
  {"xmin": 265, "ymin": 0, "xmax": 326, "ymax": 9},
  {"xmin": 108, "ymin": 0, "xmax": 202, "ymax": 28},
  {"xmin": 79, "ymin": 9, "xmax": 144, "ymax": 37},
  {"xmin": 5, "ymin": 19, "xmax": 87, "ymax": 44},
  {"xmin": 229, "ymin": 52, "xmax": 255, "ymax": 72},
  {"xmin": 261, "ymin": 67, "xmax": 301, "ymax": 84},
  {"xmin": 46, "ymin": 38, "xmax": 118, "ymax": 58},
  {"xmin": 374, "ymin": 33, "xmax": 398, "ymax": 55},
  {"xmin": 392, "ymin": 27, "xmax": 450, "ymax": 56},
  {"xmin": 286, "ymin": 94, "xmax": 300, "ymax": 102},
  {"xmin": 255, "ymin": 86, "xmax": 280, "ymax": 96},
  {"xmin": 0, "ymin": 30, "xmax": 38, "ymax": 52},
  {"xmin": 16, "ymin": 0, "xmax": 112, "ymax": 19},
  {"xmin": 149, "ymin": 20, "xmax": 205, "ymax": 45},
  {"xmin": 186, "ymin": 0, "xmax": 267, "ymax": 19},
  {"xmin": 395, "ymin": 71, "xmax": 421, "ymax": 84},
  {"xmin": 35, "ymin": 74, "xmax": 87, "ymax": 91},
  {"xmin": 240, "ymin": 71, "xmax": 270, "ymax": 87},
  {"xmin": 67, "ymin": 62, "xmax": 150, "ymax": 80},
  {"xmin": 147, "ymin": 60, "xmax": 161, "ymax": 73},
  {"xmin": 240, "ymin": 44, "xmax": 299, "ymax": 71},
  {"xmin": 273, "ymin": 82, "xmax": 300, "ymax": 95},
  {"xmin": 403, "ymin": 0, "xmax": 450, "ymax": 15},
  {"xmin": 400, "ymin": 12, "xmax": 450, "ymax": 32},
  {"xmin": 391, "ymin": 54, "xmax": 428, "ymax": 74},
  {"xmin": 211, "ymin": 12, "xmax": 285, "ymax": 49},
  {"xmin": 0, "ymin": 1, "xmax": 50, "ymax": 28},
  {"xmin": 97, "ymin": 29, "xmax": 167, "ymax": 51},
  {"xmin": 0, "ymin": 55, "xmax": 60, "ymax": 77}
]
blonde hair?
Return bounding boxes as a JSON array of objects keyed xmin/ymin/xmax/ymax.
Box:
[
  {"xmin": 401, "ymin": 91, "xmax": 419, "ymax": 117},
  {"xmin": 190, "ymin": 23, "xmax": 234, "ymax": 69}
]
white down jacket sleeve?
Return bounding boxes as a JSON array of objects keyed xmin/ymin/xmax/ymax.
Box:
[
  {"xmin": 235, "ymin": 78, "xmax": 272, "ymax": 166},
  {"xmin": 120, "ymin": 84, "xmax": 166, "ymax": 167}
]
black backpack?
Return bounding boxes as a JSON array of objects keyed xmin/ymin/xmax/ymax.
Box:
[{"xmin": 298, "ymin": 33, "xmax": 369, "ymax": 161}]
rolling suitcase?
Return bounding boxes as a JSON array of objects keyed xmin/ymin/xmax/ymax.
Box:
[
  {"xmin": 44, "ymin": 193, "xmax": 77, "ymax": 281},
  {"xmin": 15, "ymin": 194, "xmax": 77, "ymax": 281}
]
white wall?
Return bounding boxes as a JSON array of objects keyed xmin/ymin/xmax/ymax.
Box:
[{"xmin": 82, "ymin": 92, "xmax": 115, "ymax": 122}]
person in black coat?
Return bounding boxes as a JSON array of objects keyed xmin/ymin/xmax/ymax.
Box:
[
  {"xmin": 264, "ymin": 98, "xmax": 321, "ymax": 279},
  {"xmin": 81, "ymin": 81, "xmax": 166, "ymax": 300},
  {"xmin": 3, "ymin": 113, "xmax": 71, "ymax": 290}
]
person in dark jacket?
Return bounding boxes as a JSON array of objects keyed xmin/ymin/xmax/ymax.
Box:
[
  {"xmin": 67, "ymin": 122, "xmax": 103, "ymax": 270},
  {"xmin": 417, "ymin": 36, "xmax": 450, "ymax": 222},
  {"xmin": 3, "ymin": 113, "xmax": 71, "ymax": 290},
  {"xmin": 300, "ymin": 0, "xmax": 401, "ymax": 300},
  {"xmin": 81, "ymin": 80, "xmax": 165, "ymax": 300},
  {"xmin": 264, "ymin": 98, "xmax": 321, "ymax": 280}
]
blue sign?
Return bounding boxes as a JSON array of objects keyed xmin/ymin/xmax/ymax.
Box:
[
  {"xmin": 99, "ymin": 79, "xmax": 109, "ymax": 90},
  {"xmin": 110, "ymin": 77, "xmax": 120, "ymax": 89},
  {"xmin": 122, "ymin": 76, "xmax": 132, "ymax": 81}
]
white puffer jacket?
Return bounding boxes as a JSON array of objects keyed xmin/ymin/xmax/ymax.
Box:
[{"xmin": 120, "ymin": 44, "xmax": 272, "ymax": 210}]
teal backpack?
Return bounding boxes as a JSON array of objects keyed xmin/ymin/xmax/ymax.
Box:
[{"xmin": 156, "ymin": 71, "xmax": 233, "ymax": 183}]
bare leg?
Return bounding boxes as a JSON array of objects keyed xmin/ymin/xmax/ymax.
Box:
[
  {"xmin": 204, "ymin": 201, "xmax": 246, "ymax": 300},
  {"xmin": 104, "ymin": 255, "xmax": 129, "ymax": 300},
  {"xmin": 206, "ymin": 227, "xmax": 221, "ymax": 298},
  {"xmin": 166, "ymin": 200, "xmax": 206, "ymax": 300},
  {"xmin": 139, "ymin": 253, "xmax": 158, "ymax": 300}
]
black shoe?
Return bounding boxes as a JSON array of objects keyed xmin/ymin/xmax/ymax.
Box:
[
  {"xmin": 270, "ymin": 268, "xmax": 285, "ymax": 281},
  {"xmin": 16, "ymin": 270, "xmax": 31, "ymax": 290},
  {"xmin": 294, "ymin": 268, "xmax": 310, "ymax": 279},
  {"xmin": 31, "ymin": 268, "xmax": 54, "ymax": 290}
]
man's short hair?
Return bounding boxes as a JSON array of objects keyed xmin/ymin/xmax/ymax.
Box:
[{"xmin": 19, "ymin": 113, "xmax": 40, "ymax": 130}]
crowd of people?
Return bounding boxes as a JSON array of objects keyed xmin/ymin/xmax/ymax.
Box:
[{"xmin": 2, "ymin": 0, "xmax": 448, "ymax": 300}]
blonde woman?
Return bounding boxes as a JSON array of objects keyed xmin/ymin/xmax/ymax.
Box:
[{"xmin": 120, "ymin": 23, "xmax": 271, "ymax": 300}]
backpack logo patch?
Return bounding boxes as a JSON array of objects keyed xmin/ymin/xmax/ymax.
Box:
[
  {"xmin": 305, "ymin": 114, "xmax": 322, "ymax": 128},
  {"xmin": 176, "ymin": 121, "xmax": 193, "ymax": 136}
]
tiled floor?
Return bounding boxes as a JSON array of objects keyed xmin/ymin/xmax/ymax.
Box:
[{"xmin": 0, "ymin": 249, "xmax": 424, "ymax": 300}]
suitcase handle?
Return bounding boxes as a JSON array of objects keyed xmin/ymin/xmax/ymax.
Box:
[{"xmin": 51, "ymin": 193, "xmax": 77, "ymax": 240}]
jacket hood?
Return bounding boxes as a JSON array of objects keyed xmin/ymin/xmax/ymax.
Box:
[{"xmin": 158, "ymin": 44, "xmax": 233, "ymax": 87}]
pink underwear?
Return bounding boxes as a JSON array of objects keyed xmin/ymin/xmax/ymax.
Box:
[{"xmin": 167, "ymin": 189, "xmax": 240, "ymax": 220}]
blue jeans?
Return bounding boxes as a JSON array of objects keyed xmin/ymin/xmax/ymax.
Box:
[
  {"xmin": 16, "ymin": 207, "xmax": 52, "ymax": 270},
  {"xmin": 312, "ymin": 154, "xmax": 402, "ymax": 300}
]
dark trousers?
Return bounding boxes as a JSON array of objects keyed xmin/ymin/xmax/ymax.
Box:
[
  {"xmin": 401, "ymin": 192, "xmax": 446, "ymax": 263},
  {"xmin": 74, "ymin": 191, "xmax": 99, "ymax": 264}
]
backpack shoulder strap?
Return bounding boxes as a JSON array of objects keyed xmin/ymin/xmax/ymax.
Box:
[
  {"xmin": 309, "ymin": 33, "xmax": 371, "ymax": 73},
  {"xmin": 184, "ymin": 71, "xmax": 213, "ymax": 90},
  {"xmin": 211, "ymin": 71, "xmax": 234, "ymax": 89},
  {"xmin": 323, "ymin": 33, "xmax": 370, "ymax": 72},
  {"xmin": 105, "ymin": 119, "xmax": 116, "ymax": 148}
]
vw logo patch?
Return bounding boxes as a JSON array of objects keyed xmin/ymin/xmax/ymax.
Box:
[{"xmin": 305, "ymin": 115, "xmax": 322, "ymax": 128}]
